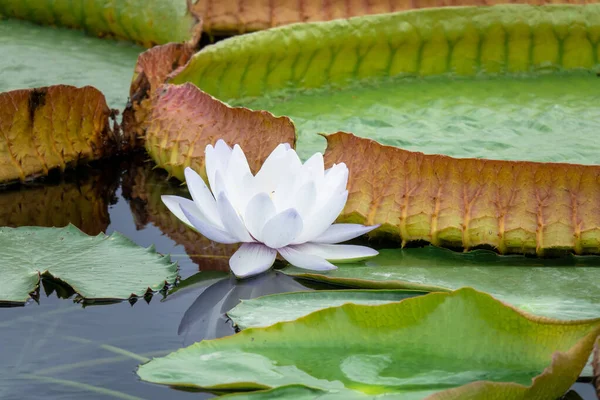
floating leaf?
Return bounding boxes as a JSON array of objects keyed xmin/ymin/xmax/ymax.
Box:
[
  {"xmin": 123, "ymin": 43, "xmax": 196, "ymax": 147},
  {"xmin": 284, "ymin": 246, "xmax": 600, "ymax": 320},
  {"xmin": 143, "ymin": 83, "xmax": 296, "ymax": 181},
  {"xmin": 0, "ymin": 163, "xmax": 119, "ymax": 235},
  {"xmin": 0, "ymin": 85, "xmax": 120, "ymax": 183},
  {"xmin": 0, "ymin": 225, "xmax": 177, "ymax": 304},
  {"xmin": 0, "ymin": 0, "xmax": 202, "ymax": 47},
  {"xmin": 138, "ymin": 288, "xmax": 600, "ymax": 399},
  {"xmin": 0, "ymin": 19, "xmax": 141, "ymax": 109},
  {"xmin": 228, "ymin": 290, "xmax": 424, "ymax": 330},
  {"xmin": 193, "ymin": 0, "xmax": 596, "ymax": 36},
  {"xmin": 121, "ymin": 158, "xmax": 238, "ymax": 271},
  {"xmin": 323, "ymin": 132, "xmax": 600, "ymax": 255},
  {"xmin": 171, "ymin": 5, "xmax": 600, "ymax": 162}
]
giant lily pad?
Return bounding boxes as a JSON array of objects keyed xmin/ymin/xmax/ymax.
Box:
[
  {"xmin": 0, "ymin": 85, "xmax": 122, "ymax": 183},
  {"xmin": 138, "ymin": 288, "xmax": 600, "ymax": 399},
  {"xmin": 324, "ymin": 132, "xmax": 600, "ymax": 255},
  {"xmin": 143, "ymin": 83, "xmax": 296, "ymax": 181},
  {"xmin": 0, "ymin": 19, "xmax": 141, "ymax": 109},
  {"xmin": 0, "ymin": 0, "xmax": 202, "ymax": 47},
  {"xmin": 284, "ymin": 246, "xmax": 600, "ymax": 320},
  {"xmin": 228, "ymin": 289, "xmax": 425, "ymax": 329},
  {"xmin": 0, "ymin": 225, "xmax": 177, "ymax": 304},
  {"xmin": 170, "ymin": 5, "xmax": 600, "ymax": 162},
  {"xmin": 195, "ymin": 0, "xmax": 579, "ymax": 36}
]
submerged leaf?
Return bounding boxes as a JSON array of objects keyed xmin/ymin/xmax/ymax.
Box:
[
  {"xmin": 284, "ymin": 246, "xmax": 600, "ymax": 320},
  {"xmin": 228, "ymin": 290, "xmax": 424, "ymax": 329},
  {"xmin": 0, "ymin": 225, "xmax": 177, "ymax": 304},
  {"xmin": 0, "ymin": 0, "xmax": 202, "ymax": 47},
  {"xmin": 324, "ymin": 132, "xmax": 600, "ymax": 255},
  {"xmin": 138, "ymin": 288, "xmax": 600, "ymax": 399},
  {"xmin": 0, "ymin": 85, "xmax": 119, "ymax": 183},
  {"xmin": 143, "ymin": 83, "xmax": 296, "ymax": 181}
]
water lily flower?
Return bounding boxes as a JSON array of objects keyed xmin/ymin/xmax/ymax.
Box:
[{"xmin": 162, "ymin": 140, "xmax": 380, "ymax": 278}]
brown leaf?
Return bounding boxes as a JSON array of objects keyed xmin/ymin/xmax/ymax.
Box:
[
  {"xmin": 0, "ymin": 164, "xmax": 119, "ymax": 235},
  {"xmin": 0, "ymin": 85, "xmax": 118, "ymax": 183},
  {"xmin": 123, "ymin": 43, "xmax": 196, "ymax": 148},
  {"xmin": 323, "ymin": 132, "xmax": 600, "ymax": 255},
  {"xmin": 143, "ymin": 83, "xmax": 296, "ymax": 181},
  {"xmin": 121, "ymin": 157, "xmax": 237, "ymax": 271}
]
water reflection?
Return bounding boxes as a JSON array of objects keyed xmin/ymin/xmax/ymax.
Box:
[
  {"xmin": 0, "ymin": 161, "xmax": 119, "ymax": 235},
  {"xmin": 174, "ymin": 270, "xmax": 312, "ymax": 346},
  {"xmin": 121, "ymin": 158, "xmax": 238, "ymax": 271}
]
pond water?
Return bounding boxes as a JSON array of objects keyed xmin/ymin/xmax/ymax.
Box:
[
  {"xmin": 0, "ymin": 156, "xmax": 595, "ymax": 400},
  {"xmin": 0, "ymin": 156, "xmax": 323, "ymax": 400}
]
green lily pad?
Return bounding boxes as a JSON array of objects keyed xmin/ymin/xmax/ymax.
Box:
[
  {"xmin": 138, "ymin": 288, "xmax": 600, "ymax": 399},
  {"xmin": 284, "ymin": 247, "xmax": 600, "ymax": 320},
  {"xmin": 0, "ymin": 18, "xmax": 141, "ymax": 109},
  {"xmin": 0, "ymin": 225, "xmax": 178, "ymax": 304},
  {"xmin": 228, "ymin": 289, "xmax": 425, "ymax": 329},
  {"xmin": 0, "ymin": 0, "xmax": 199, "ymax": 47},
  {"xmin": 172, "ymin": 5, "xmax": 600, "ymax": 162}
]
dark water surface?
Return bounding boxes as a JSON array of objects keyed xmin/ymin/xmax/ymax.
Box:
[{"xmin": 0, "ymin": 157, "xmax": 595, "ymax": 400}]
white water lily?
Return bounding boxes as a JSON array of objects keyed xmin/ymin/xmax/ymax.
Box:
[{"xmin": 162, "ymin": 140, "xmax": 380, "ymax": 278}]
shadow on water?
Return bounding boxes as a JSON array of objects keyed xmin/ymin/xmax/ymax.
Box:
[{"xmin": 0, "ymin": 156, "xmax": 595, "ymax": 400}]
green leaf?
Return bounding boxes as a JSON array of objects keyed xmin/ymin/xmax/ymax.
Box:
[
  {"xmin": 228, "ymin": 289, "xmax": 424, "ymax": 330},
  {"xmin": 0, "ymin": 225, "xmax": 178, "ymax": 304},
  {"xmin": 284, "ymin": 247, "xmax": 600, "ymax": 320},
  {"xmin": 172, "ymin": 5, "xmax": 600, "ymax": 163},
  {"xmin": 0, "ymin": 19, "xmax": 141, "ymax": 109},
  {"xmin": 137, "ymin": 288, "xmax": 600, "ymax": 399},
  {"xmin": 0, "ymin": 0, "xmax": 200, "ymax": 47}
]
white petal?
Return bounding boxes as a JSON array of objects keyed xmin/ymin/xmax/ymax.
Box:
[
  {"xmin": 261, "ymin": 208, "xmax": 304, "ymax": 249},
  {"xmin": 278, "ymin": 246, "xmax": 337, "ymax": 271},
  {"xmin": 212, "ymin": 169, "xmax": 228, "ymax": 198},
  {"xmin": 293, "ymin": 190, "xmax": 348, "ymax": 244},
  {"xmin": 294, "ymin": 181, "xmax": 317, "ymax": 219},
  {"xmin": 225, "ymin": 145, "xmax": 253, "ymax": 211},
  {"xmin": 214, "ymin": 139, "xmax": 233, "ymax": 160},
  {"xmin": 291, "ymin": 243, "xmax": 378, "ymax": 263},
  {"xmin": 184, "ymin": 167, "xmax": 222, "ymax": 228},
  {"xmin": 244, "ymin": 193, "xmax": 276, "ymax": 241},
  {"xmin": 216, "ymin": 192, "xmax": 254, "ymax": 242},
  {"xmin": 229, "ymin": 243, "xmax": 277, "ymax": 278},
  {"xmin": 179, "ymin": 202, "xmax": 238, "ymax": 244},
  {"xmin": 314, "ymin": 163, "xmax": 348, "ymax": 213},
  {"xmin": 255, "ymin": 145, "xmax": 302, "ymax": 192},
  {"xmin": 314, "ymin": 223, "xmax": 380, "ymax": 244},
  {"xmin": 302, "ymin": 152, "xmax": 324, "ymax": 177},
  {"xmin": 161, "ymin": 195, "xmax": 198, "ymax": 227},
  {"xmin": 205, "ymin": 140, "xmax": 232, "ymax": 193},
  {"xmin": 271, "ymin": 170, "xmax": 298, "ymax": 212}
]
